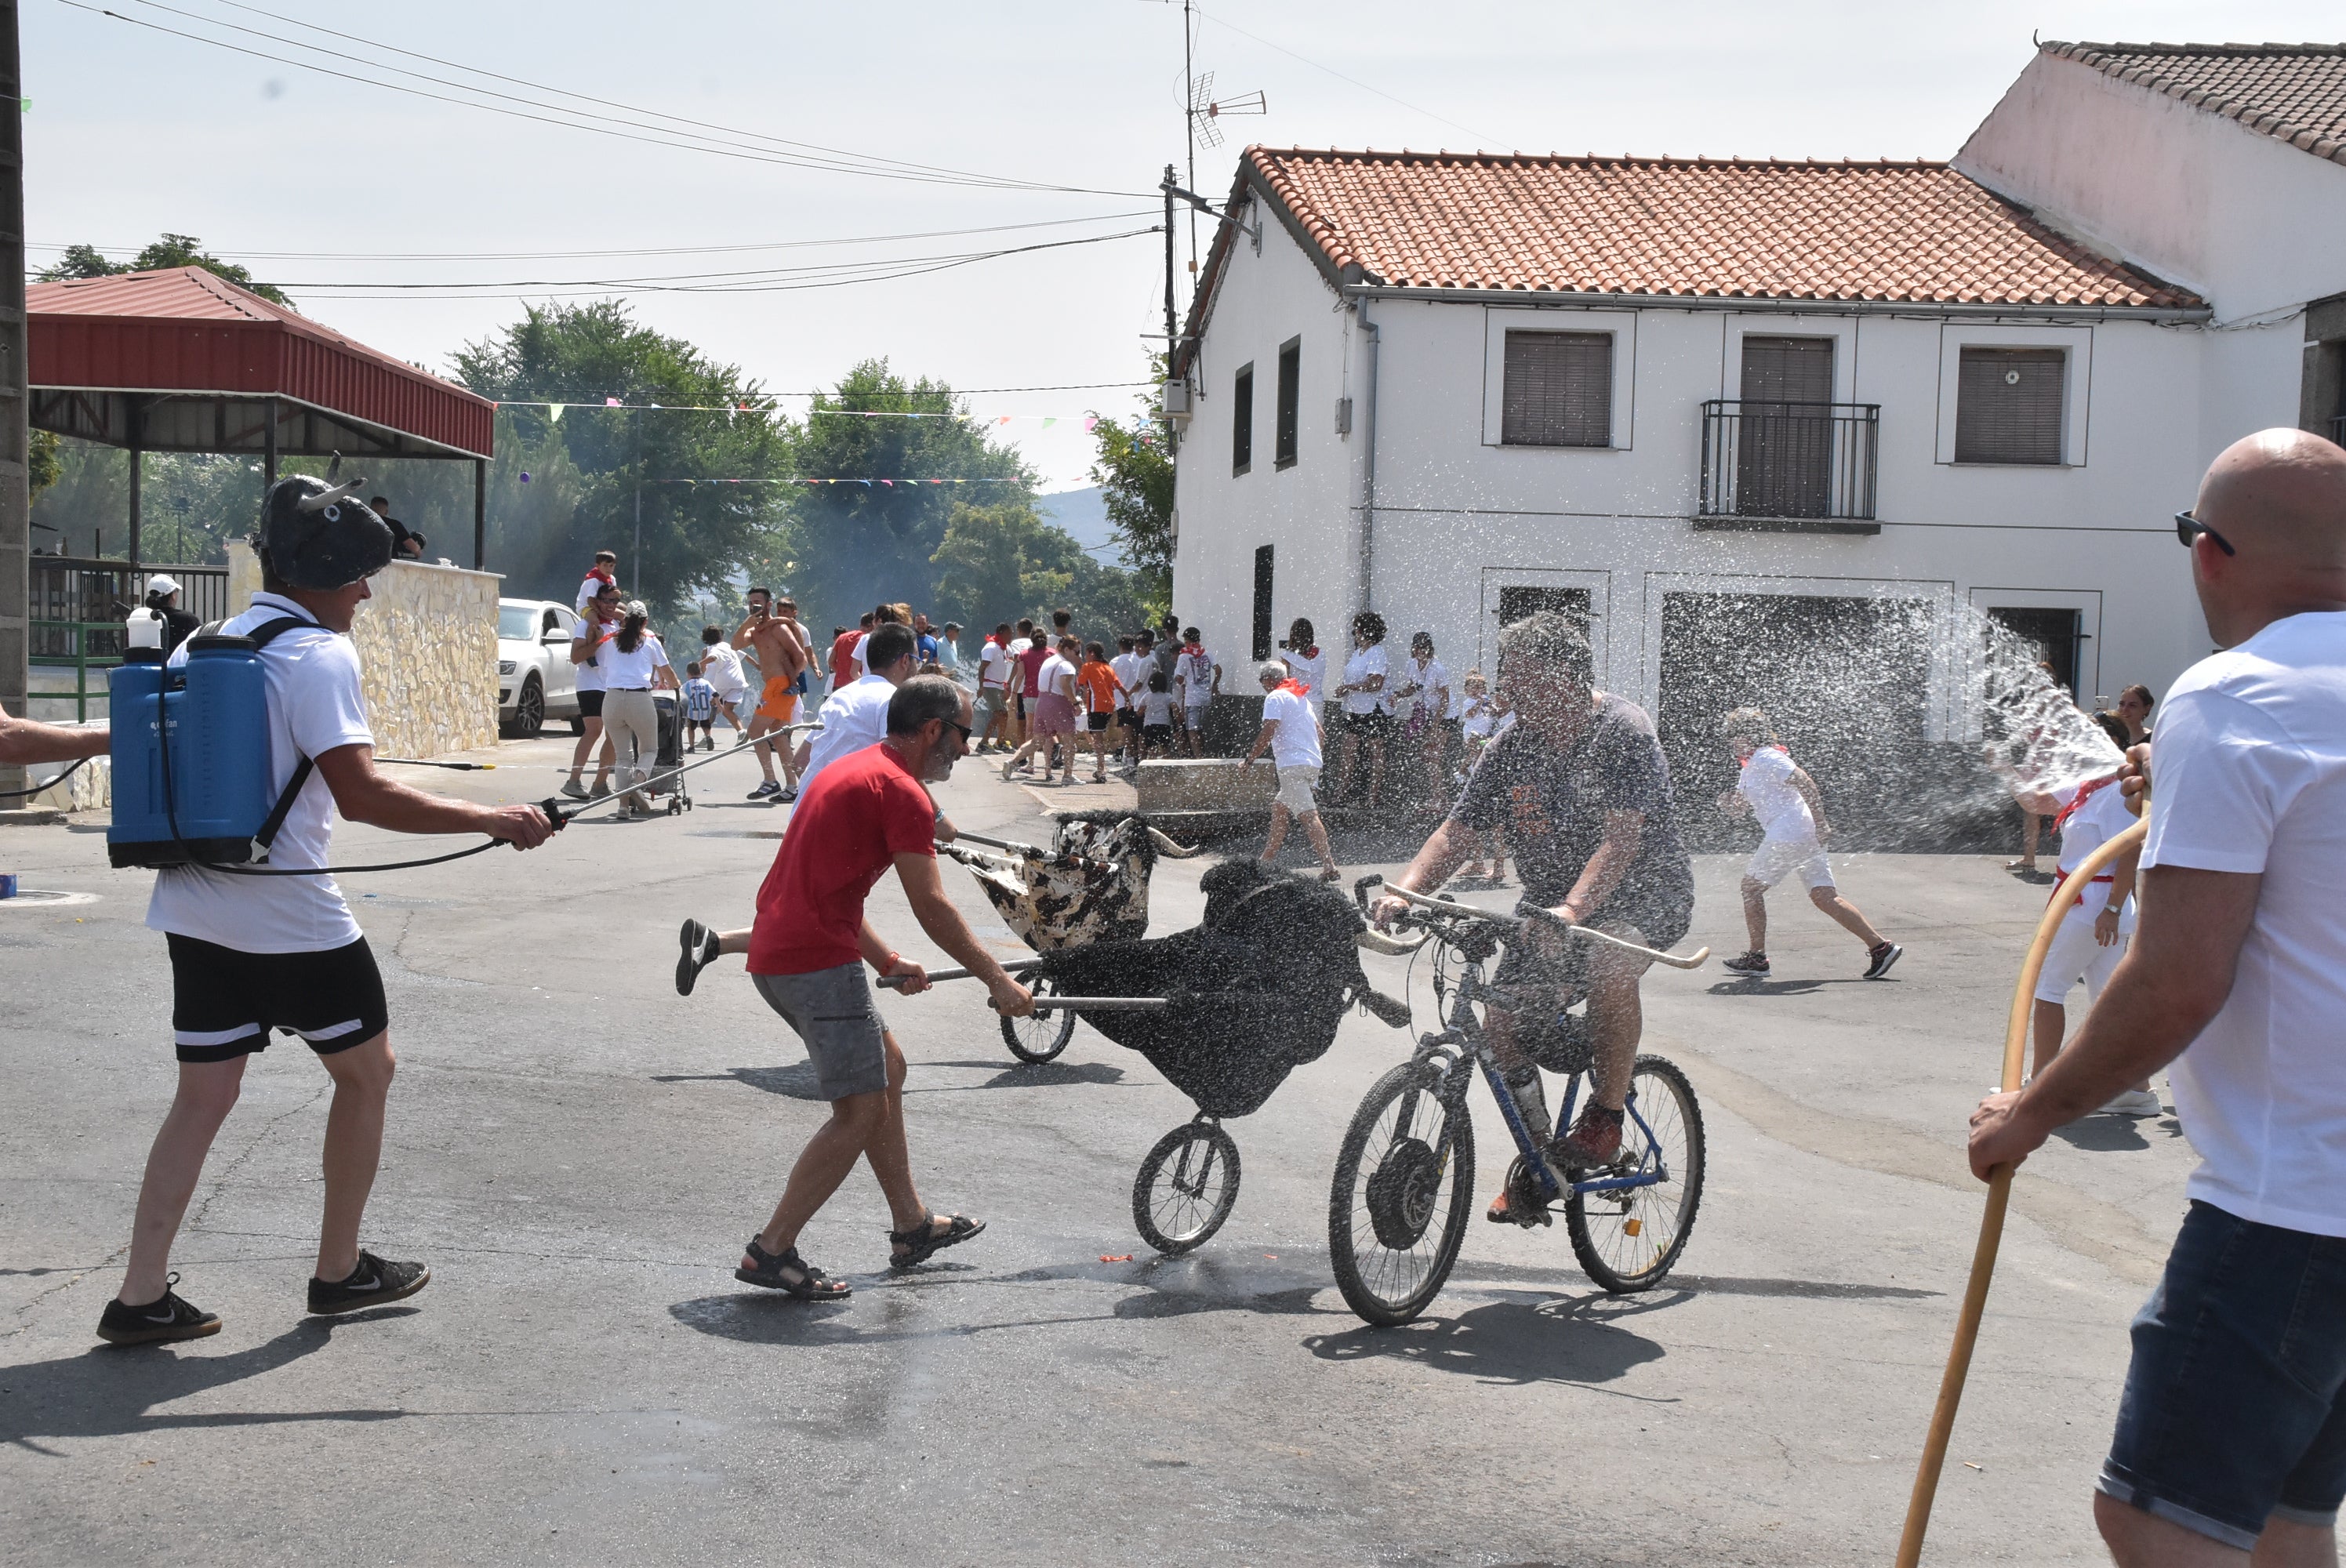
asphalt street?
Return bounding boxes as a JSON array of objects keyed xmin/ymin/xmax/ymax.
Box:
[{"xmin": 0, "ymin": 734, "xmax": 2198, "ymax": 1566}]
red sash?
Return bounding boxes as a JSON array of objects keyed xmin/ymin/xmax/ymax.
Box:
[
  {"xmin": 1274, "ymin": 678, "xmax": 1311, "ymax": 698},
  {"xmin": 2052, "ymin": 775, "xmax": 2113, "ymax": 831},
  {"xmin": 2048, "ymin": 867, "xmax": 2115, "ymax": 906}
]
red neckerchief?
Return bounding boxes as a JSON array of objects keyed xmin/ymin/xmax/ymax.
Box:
[
  {"xmin": 1298, "ymin": 644, "xmax": 1319, "ymax": 659},
  {"xmin": 2053, "ymin": 775, "xmax": 2113, "ymax": 831},
  {"xmin": 588, "ymin": 566, "xmax": 614, "ymax": 586},
  {"xmin": 1275, "ymin": 678, "xmax": 1310, "ymax": 697},
  {"xmin": 1738, "ymin": 744, "xmax": 1789, "ymax": 770},
  {"xmin": 1182, "ymin": 640, "xmax": 1204, "ymax": 658}
]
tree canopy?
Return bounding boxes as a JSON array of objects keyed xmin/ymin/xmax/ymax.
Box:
[
  {"xmin": 38, "ymin": 234, "xmax": 293, "ymax": 307},
  {"xmin": 928, "ymin": 499, "xmax": 1153, "ymax": 645},
  {"xmin": 1087, "ymin": 358, "xmax": 1174, "ymax": 608}
]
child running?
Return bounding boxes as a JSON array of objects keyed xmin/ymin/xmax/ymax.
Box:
[
  {"xmin": 1715, "ymin": 707, "xmax": 1903, "ymax": 980},
  {"xmin": 681, "ymin": 662, "xmax": 717, "ymax": 752}
]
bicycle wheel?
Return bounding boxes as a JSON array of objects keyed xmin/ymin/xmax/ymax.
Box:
[
  {"xmin": 1567, "ymin": 1054, "xmax": 1705, "ymax": 1293},
  {"xmin": 1000, "ymin": 982, "xmax": 1076, "ymax": 1062},
  {"xmin": 1132, "ymin": 1119, "xmax": 1241, "ymax": 1254},
  {"xmin": 1328, "ymin": 1059, "xmax": 1475, "ymax": 1326}
]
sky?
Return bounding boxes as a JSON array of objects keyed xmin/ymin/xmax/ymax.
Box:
[{"xmin": 24, "ymin": 1, "xmax": 2344, "ymax": 489}]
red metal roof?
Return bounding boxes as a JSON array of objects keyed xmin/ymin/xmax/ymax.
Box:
[{"xmin": 28, "ymin": 267, "xmax": 495, "ymax": 459}]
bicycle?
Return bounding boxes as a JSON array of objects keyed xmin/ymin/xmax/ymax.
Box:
[{"xmin": 1327, "ymin": 876, "xmax": 1709, "ymax": 1327}]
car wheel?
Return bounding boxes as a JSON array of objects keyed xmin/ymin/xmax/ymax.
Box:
[{"xmin": 503, "ymin": 673, "xmax": 545, "ymax": 739}]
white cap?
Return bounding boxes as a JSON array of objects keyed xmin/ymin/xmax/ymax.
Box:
[{"xmin": 145, "ymin": 573, "xmax": 182, "ymax": 598}]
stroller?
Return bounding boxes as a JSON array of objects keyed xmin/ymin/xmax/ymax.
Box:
[
  {"xmin": 644, "ymin": 691, "xmax": 692, "ymax": 815},
  {"xmin": 909, "ymin": 860, "xmax": 1409, "ymax": 1254},
  {"xmin": 942, "ymin": 810, "xmax": 1195, "ymax": 1062}
]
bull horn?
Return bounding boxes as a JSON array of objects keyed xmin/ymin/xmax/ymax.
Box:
[
  {"xmin": 1145, "ymin": 826, "xmax": 1202, "ymax": 858},
  {"xmin": 1356, "ymin": 927, "xmax": 1429, "ymax": 956},
  {"xmin": 295, "ymin": 478, "xmax": 368, "ymax": 514}
]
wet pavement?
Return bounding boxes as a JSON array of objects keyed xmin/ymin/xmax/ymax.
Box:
[{"xmin": 1, "ymin": 733, "xmax": 2193, "ymax": 1563}]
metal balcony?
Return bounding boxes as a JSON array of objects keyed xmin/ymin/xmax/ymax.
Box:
[{"xmin": 1698, "ymin": 400, "xmax": 1880, "ymax": 529}]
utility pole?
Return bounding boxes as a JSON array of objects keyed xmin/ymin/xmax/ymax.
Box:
[
  {"xmin": 1163, "ymin": 163, "xmax": 1178, "ymax": 362},
  {"xmin": 0, "ymin": 0, "xmax": 30, "ymax": 795}
]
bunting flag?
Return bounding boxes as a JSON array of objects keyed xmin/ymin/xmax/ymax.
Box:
[
  {"xmin": 605, "ymin": 397, "xmax": 621, "ymax": 406},
  {"xmin": 489, "ymin": 397, "xmax": 1128, "ymax": 426}
]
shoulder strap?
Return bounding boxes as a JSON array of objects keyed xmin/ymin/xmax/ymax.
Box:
[
  {"xmin": 244, "ymin": 615, "xmax": 316, "ymax": 652},
  {"xmin": 242, "ymin": 615, "xmax": 325, "ymax": 855}
]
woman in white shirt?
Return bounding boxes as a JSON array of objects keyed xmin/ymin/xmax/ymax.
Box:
[
  {"xmin": 599, "ymin": 601, "xmax": 677, "ymax": 819},
  {"xmin": 1389, "ymin": 630, "xmax": 1454, "ymax": 814},
  {"xmin": 1329, "ymin": 612, "xmax": 1391, "ymax": 811},
  {"xmin": 1278, "ymin": 618, "xmax": 1327, "ymax": 703}
]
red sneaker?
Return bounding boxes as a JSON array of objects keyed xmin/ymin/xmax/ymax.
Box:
[{"xmin": 1550, "ymin": 1107, "xmax": 1624, "ymax": 1170}]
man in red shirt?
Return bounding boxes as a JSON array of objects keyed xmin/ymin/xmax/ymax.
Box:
[
  {"xmin": 681, "ymin": 675, "xmax": 1031, "ymax": 1299},
  {"xmin": 829, "ymin": 612, "xmax": 872, "ymax": 695}
]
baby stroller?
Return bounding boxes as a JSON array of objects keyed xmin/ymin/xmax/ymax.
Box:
[
  {"xmin": 645, "ymin": 691, "xmax": 692, "ymax": 815},
  {"xmin": 942, "ymin": 810, "xmax": 1196, "ymax": 1062},
  {"xmin": 899, "ymin": 860, "xmax": 1410, "ymax": 1254}
]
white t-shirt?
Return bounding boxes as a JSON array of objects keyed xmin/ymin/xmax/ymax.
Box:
[
  {"xmin": 1139, "ymin": 688, "xmax": 1175, "ymax": 727},
  {"xmin": 1340, "ymin": 644, "xmax": 1389, "ymax": 716},
  {"xmin": 799, "ymin": 673, "xmax": 898, "ymax": 793},
  {"xmin": 597, "ymin": 630, "xmax": 670, "ymax": 690},
  {"xmin": 976, "ymin": 641, "xmax": 1011, "ymax": 694},
  {"xmin": 1460, "ymin": 695, "xmax": 1498, "ymax": 742},
  {"xmin": 1261, "ymin": 686, "xmax": 1322, "ymax": 770},
  {"xmin": 2051, "ymin": 776, "xmax": 2139, "ymax": 927},
  {"xmin": 1396, "ymin": 655, "xmax": 1449, "ymax": 717},
  {"xmin": 1038, "ymin": 652, "xmax": 1077, "ymax": 701},
  {"xmin": 1736, "ymin": 745, "xmax": 1816, "ymax": 841},
  {"xmin": 1282, "ymin": 646, "xmax": 1327, "ymax": 702},
  {"xmin": 572, "ymin": 619, "xmax": 612, "ymax": 694},
  {"xmin": 1111, "ymin": 652, "xmax": 1146, "ymax": 706},
  {"xmin": 1176, "ymin": 648, "xmax": 1216, "ymax": 709},
  {"xmin": 698, "ymin": 641, "xmax": 746, "ymax": 697},
  {"xmin": 575, "ymin": 574, "xmax": 608, "ymax": 613},
  {"xmin": 2141, "ymin": 610, "xmax": 2346, "ymax": 1237},
  {"xmin": 146, "ymin": 593, "xmax": 372, "ymax": 954}
]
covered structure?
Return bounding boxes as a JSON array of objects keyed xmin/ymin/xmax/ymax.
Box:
[{"xmin": 27, "ymin": 267, "xmax": 497, "ymax": 568}]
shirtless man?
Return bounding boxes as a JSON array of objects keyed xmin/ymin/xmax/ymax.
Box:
[{"xmin": 734, "ymin": 587, "xmax": 811, "ymax": 803}]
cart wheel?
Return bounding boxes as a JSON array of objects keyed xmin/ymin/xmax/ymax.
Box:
[
  {"xmin": 667, "ymin": 797, "xmax": 682, "ymax": 816},
  {"xmin": 1000, "ymin": 985, "xmax": 1075, "ymax": 1062},
  {"xmin": 684, "ymin": 797, "xmax": 693, "ymax": 811},
  {"xmin": 1133, "ymin": 1118, "xmax": 1241, "ymax": 1255}
]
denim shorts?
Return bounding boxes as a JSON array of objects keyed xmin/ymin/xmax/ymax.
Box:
[{"xmin": 2099, "ymin": 1200, "xmax": 2346, "ymax": 1550}]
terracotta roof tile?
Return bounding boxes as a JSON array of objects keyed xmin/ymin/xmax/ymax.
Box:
[
  {"xmin": 2042, "ymin": 41, "xmax": 2346, "ymax": 167},
  {"xmin": 1236, "ymin": 148, "xmax": 2201, "ymax": 309}
]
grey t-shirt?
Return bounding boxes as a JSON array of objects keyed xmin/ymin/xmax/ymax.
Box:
[{"xmin": 1451, "ymin": 692, "xmax": 1694, "ymax": 946}]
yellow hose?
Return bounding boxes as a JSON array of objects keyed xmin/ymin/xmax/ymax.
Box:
[{"xmin": 1894, "ymin": 815, "xmax": 2150, "ymax": 1566}]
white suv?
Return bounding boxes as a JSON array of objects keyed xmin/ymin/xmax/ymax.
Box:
[{"xmin": 498, "ymin": 598, "xmax": 583, "ymax": 738}]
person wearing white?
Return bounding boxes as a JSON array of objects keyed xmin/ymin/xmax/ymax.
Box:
[
  {"xmin": 107, "ymin": 478, "xmax": 551, "ymax": 1348},
  {"xmin": 1969, "ymin": 429, "xmax": 2346, "ymax": 1566},
  {"xmin": 1174, "ymin": 627, "xmax": 1218, "ymax": 759},
  {"xmin": 2028, "ymin": 720, "xmax": 2159, "ymax": 1114},
  {"xmin": 597, "ymin": 603, "xmax": 677, "ymax": 820},
  {"xmin": 565, "ymin": 580, "xmax": 621, "ymax": 800},
  {"xmin": 798, "ymin": 622, "xmax": 921, "ymax": 795},
  {"xmin": 698, "ymin": 630, "xmax": 749, "ymax": 739},
  {"xmin": 1389, "ymin": 631, "xmax": 1454, "ymax": 810},
  {"xmin": 1240, "ymin": 659, "xmax": 1338, "ymax": 880},
  {"xmin": 1110, "ymin": 637, "xmax": 1148, "ymax": 767},
  {"xmin": 1453, "ymin": 671, "xmax": 1508, "ymax": 882},
  {"xmin": 1715, "ymin": 709, "xmax": 1900, "ymax": 981},
  {"xmin": 575, "ymin": 551, "xmax": 616, "ymax": 613},
  {"xmin": 1330, "ymin": 612, "xmax": 1393, "ymax": 808},
  {"xmin": 1278, "ymin": 618, "xmax": 1327, "ymax": 703}
]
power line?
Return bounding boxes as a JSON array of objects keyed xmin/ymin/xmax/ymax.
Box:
[
  {"xmin": 64, "ymin": 1, "xmax": 1149, "ymax": 197},
  {"xmin": 1193, "ymin": 5, "xmax": 1507, "ymax": 150}
]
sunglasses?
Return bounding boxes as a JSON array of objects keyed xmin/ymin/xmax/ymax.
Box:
[
  {"xmin": 941, "ymin": 717, "xmax": 974, "ymax": 745},
  {"xmin": 2174, "ymin": 510, "xmax": 2236, "ymax": 557}
]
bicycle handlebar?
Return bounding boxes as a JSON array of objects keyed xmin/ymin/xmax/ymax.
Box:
[{"xmin": 1351, "ymin": 874, "xmax": 1710, "ymax": 971}]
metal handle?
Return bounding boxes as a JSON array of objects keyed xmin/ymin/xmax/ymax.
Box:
[{"xmin": 875, "ymin": 958, "xmax": 1043, "ymax": 990}]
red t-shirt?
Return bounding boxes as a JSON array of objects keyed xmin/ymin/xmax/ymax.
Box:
[
  {"xmin": 828, "ymin": 630, "xmax": 863, "ymax": 688},
  {"xmin": 1019, "ymin": 643, "xmax": 1050, "ymax": 696},
  {"xmin": 746, "ymin": 743, "xmax": 936, "ymax": 975}
]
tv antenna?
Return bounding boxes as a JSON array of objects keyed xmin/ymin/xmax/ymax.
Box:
[{"xmin": 1188, "ymin": 71, "xmax": 1266, "ymax": 151}]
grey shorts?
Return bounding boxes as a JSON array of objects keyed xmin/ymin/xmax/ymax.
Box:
[{"xmin": 750, "ymin": 963, "xmax": 891, "ymax": 1099}]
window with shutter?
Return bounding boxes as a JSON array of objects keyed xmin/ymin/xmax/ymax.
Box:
[
  {"xmin": 1251, "ymin": 545, "xmax": 1275, "ymax": 659},
  {"xmin": 1501, "ymin": 331, "xmax": 1613, "ymax": 448},
  {"xmin": 1232, "ymin": 363, "xmax": 1254, "ymax": 475},
  {"xmin": 1274, "ymin": 338, "xmax": 1300, "ymax": 468},
  {"xmin": 1956, "ymin": 348, "xmax": 2065, "ymax": 465}
]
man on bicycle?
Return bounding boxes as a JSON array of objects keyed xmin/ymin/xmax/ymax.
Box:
[{"xmin": 1374, "ymin": 610, "xmax": 1694, "ymax": 1221}]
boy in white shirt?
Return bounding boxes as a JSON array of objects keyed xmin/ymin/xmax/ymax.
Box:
[
  {"xmin": 1240, "ymin": 659, "xmax": 1339, "ymax": 881},
  {"xmin": 1715, "ymin": 708, "xmax": 1901, "ymax": 981},
  {"xmin": 1109, "ymin": 633, "xmax": 1147, "ymax": 768},
  {"xmin": 1175, "ymin": 626, "xmax": 1219, "ymax": 757}
]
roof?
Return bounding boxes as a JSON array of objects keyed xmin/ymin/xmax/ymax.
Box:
[
  {"xmin": 2040, "ymin": 41, "xmax": 2346, "ymax": 167},
  {"xmin": 28, "ymin": 267, "xmax": 495, "ymax": 459}
]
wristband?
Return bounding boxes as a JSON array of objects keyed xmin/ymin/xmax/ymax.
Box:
[{"xmin": 880, "ymin": 950, "xmax": 901, "ymax": 974}]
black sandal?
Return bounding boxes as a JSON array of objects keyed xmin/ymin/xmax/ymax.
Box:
[
  {"xmin": 888, "ymin": 1213, "xmax": 986, "ymax": 1269},
  {"xmin": 735, "ymin": 1236, "xmax": 851, "ymax": 1300}
]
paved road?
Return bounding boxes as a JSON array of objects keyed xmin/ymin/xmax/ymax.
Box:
[{"xmin": 0, "ymin": 736, "xmax": 2194, "ymax": 1565}]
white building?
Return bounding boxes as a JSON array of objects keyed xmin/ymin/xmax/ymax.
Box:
[{"xmin": 1167, "ymin": 41, "xmax": 2346, "ymax": 828}]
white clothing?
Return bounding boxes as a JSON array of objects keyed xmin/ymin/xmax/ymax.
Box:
[
  {"xmin": 849, "ymin": 632, "xmax": 869, "ymax": 681},
  {"xmin": 1339, "ymin": 644, "xmax": 1389, "ymax": 716},
  {"xmin": 1274, "ymin": 764, "xmax": 1321, "ymax": 816},
  {"xmin": 1459, "ymin": 695, "xmax": 1498, "ymax": 742},
  {"xmin": 1038, "ymin": 652, "xmax": 1077, "ymax": 702},
  {"xmin": 597, "ymin": 630, "xmax": 670, "ymax": 691},
  {"xmin": 576, "ymin": 574, "xmax": 608, "ymax": 613},
  {"xmin": 2050, "ymin": 778, "xmax": 2140, "ymax": 925},
  {"xmin": 798, "ymin": 673, "xmax": 899, "ymax": 793},
  {"xmin": 2140, "ymin": 610, "xmax": 2346, "ymax": 1237},
  {"xmin": 146, "ymin": 593, "xmax": 372, "ymax": 954},
  {"xmin": 1260, "ymin": 686, "xmax": 1323, "ymax": 771},
  {"xmin": 1110, "ymin": 652, "xmax": 1146, "ymax": 705},
  {"xmin": 2034, "ymin": 902, "xmax": 2127, "ymax": 1006},
  {"xmin": 698, "ymin": 641, "xmax": 746, "ymax": 699},
  {"xmin": 1175, "ymin": 647, "xmax": 1217, "ymax": 710},
  {"xmin": 572, "ymin": 619, "xmax": 612, "ymax": 693},
  {"xmin": 1745, "ymin": 837, "xmax": 1832, "ymax": 892},
  {"xmin": 978, "ymin": 641, "xmax": 1013, "ymax": 694},
  {"xmin": 1736, "ymin": 746, "xmax": 1816, "ymax": 841},
  {"xmin": 1281, "ymin": 646, "xmax": 1327, "ymax": 702},
  {"xmin": 1395, "ymin": 655, "xmax": 1450, "ymax": 717},
  {"xmin": 1139, "ymin": 689, "xmax": 1175, "ymax": 727}
]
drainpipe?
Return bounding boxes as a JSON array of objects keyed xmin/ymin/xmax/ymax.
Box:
[{"xmin": 1353, "ymin": 289, "xmax": 1379, "ymax": 614}]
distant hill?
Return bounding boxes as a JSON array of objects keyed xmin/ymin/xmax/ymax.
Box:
[{"xmin": 1036, "ymin": 485, "xmax": 1124, "ymax": 564}]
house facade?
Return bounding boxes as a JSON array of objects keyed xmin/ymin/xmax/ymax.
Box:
[{"xmin": 1165, "ymin": 42, "xmax": 2346, "ymax": 830}]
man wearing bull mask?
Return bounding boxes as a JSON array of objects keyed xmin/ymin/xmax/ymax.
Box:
[{"xmin": 1371, "ymin": 610, "xmax": 1693, "ymax": 1221}]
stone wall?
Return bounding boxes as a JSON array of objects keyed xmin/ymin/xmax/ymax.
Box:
[{"xmin": 227, "ymin": 543, "xmax": 501, "ymax": 759}]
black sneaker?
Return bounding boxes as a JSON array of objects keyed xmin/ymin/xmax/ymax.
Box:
[
  {"xmin": 307, "ymin": 1250, "xmax": 430, "ymax": 1315},
  {"xmin": 1865, "ymin": 942, "xmax": 1905, "ymax": 980},
  {"xmin": 1723, "ymin": 950, "xmax": 1771, "ymax": 976},
  {"xmin": 96, "ymin": 1273, "xmax": 221, "ymax": 1346},
  {"xmin": 677, "ymin": 918, "xmax": 718, "ymax": 996}
]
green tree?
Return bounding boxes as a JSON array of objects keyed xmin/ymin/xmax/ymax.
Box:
[
  {"xmin": 453, "ymin": 301, "xmax": 795, "ymax": 621},
  {"xmin": 1087, "ymin": 357, "xmax": 1175, "ymax": 610},
  {"xmin": 929, "ymin": 499, "xmax": 1154, "ymax": 647},
  {"xmin": 780, "ymin": 360, "xmax": 1032, "ymax": 634},
  {"xmin": 38, "ymin": 233, "xmax": 293, "ymax": 307}
]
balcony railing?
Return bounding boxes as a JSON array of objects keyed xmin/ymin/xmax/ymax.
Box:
[{"xmin": 1698, "ymin": 400, "xmax": 1880, "ymax": 525}]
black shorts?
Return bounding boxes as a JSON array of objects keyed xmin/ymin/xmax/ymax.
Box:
[
  {"xmin": 577, "ymin": 689, "xmax": 606, "ymax": 719},
  {"xmin": 1141, "ymin": 723, "xmax": 1174, "ymax": 744},
  {"xmin": 1340, "ymin": 708, "xmax": 1393, "ymax": 736},
  {"xmin": 1116, "ymin": 707, "xmax": 1139, "ymax": 728},
  {"xmin": 1086, "ymin": 712, "xmax": 1112, "ymax": 732},
  {"xmin": 166, "ymin": 933, "xmax": 390, "ymax": 1064}
]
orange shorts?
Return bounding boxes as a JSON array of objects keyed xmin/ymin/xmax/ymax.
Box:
[{"xmin": 756, "ymin": 678, "xmax": 797, "ymax": 724}]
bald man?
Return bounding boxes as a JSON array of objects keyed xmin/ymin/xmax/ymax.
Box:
[
  {"xmin": 0, "ymin": 699, "xmax": 110, "ymax": 768},
  {"xmin": 1971, "ymin": 429, "xmax": 2346, "ymax": 1567}
]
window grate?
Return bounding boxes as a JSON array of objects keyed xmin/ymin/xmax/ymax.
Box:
[{"xmin": 1501, "ymin": 331, "xmax": 1612, "ymax": 448}]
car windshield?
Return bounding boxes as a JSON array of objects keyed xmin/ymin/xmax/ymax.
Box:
[{"xmin": 499, "ymin": 606, "xmax": 539, "ymax": 640}]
